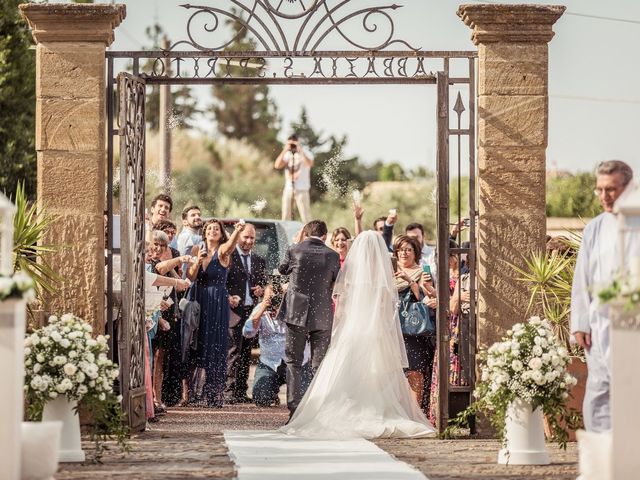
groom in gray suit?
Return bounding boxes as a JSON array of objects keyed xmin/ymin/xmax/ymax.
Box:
[{"xmin": 278, "ymin": 220, "xmax": 341, "ymax": 417}]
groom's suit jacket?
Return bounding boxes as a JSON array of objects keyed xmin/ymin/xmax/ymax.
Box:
[{"xmin": 277, "ymin": 237, "xmax": 341, "ymax": 331}]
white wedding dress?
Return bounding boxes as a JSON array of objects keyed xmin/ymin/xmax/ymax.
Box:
[{"xmin": 281, "ymin": 231, "xmax": 435, "ymax": 439}]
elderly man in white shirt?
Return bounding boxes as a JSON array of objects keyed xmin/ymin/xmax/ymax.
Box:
[{"xmin": 571, "ymin": 160, "xmax": 635, "ymax": 432}]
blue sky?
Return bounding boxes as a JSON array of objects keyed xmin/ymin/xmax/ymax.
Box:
[{"xmin": 54, "ymin": 0, "xmax": 640, "ymax": 174}]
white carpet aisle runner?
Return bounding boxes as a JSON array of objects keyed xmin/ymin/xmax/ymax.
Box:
[{"xmin": 223, "ymin": 430, "xmax": 427, "ymax": 480}]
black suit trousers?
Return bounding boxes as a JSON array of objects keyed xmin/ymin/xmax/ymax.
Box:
[
  {"xmin": 284, "ymin": 323, "xmax": 331, "ymax": 414},
  {"xmin": 225, "ymin": 305, "xmax": 255, "ymax": 399}
]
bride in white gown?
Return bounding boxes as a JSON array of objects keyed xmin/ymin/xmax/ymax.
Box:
[{"xmin": 281, "ymin": 231, "xmax": 435, "ymax": 439}]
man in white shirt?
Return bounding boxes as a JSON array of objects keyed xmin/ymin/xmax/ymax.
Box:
[
  {"xmin": 571, "ymin": 160, "xmax": 635, "ymax": 432},
  {"xmin": 274, "ymin": 133, "xmax": 314, "ymax": 223},
  {"xmin": 174, "ymin": 205, "xmax": 203, "ymax": 255}
]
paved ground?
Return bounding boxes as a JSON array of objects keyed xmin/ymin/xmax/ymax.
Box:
[{"xmin": 56, "ymin": 404, "xmax": 578, "ymax": 480}]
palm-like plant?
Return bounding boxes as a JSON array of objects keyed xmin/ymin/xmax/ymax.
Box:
[
  {"xmin": 11, "ymin": 182, "xmax": 61, "ymax": 310},
  {"xmin": 509, "ymin": 234, "xmax": 582, "ymax": 356}
]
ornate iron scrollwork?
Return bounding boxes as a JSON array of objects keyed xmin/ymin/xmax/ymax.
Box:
[
  {"xmin": 118, "ymin": 73, "xmax": 147, "ymax": 431},
  {"xmin": 172, "ymin": 0, "xmax": 420, "ymax": 53}
]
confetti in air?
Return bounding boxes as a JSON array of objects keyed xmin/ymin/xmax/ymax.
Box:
[
  {"xmin": 250, "ymin": 198, "xmax": 268, "ymax": 214},
  {"xmin": 351, "ymin": 189, "xmax": 361, "ymax": 207},
  {"xmin": 319, "ymin": 148, "xmax": 351, "ymax": 199},
  {"xmin": 167, "ymin": 110, "xmax": 184, "ymax": 130},
  {"xmin": 430, "ymin": 187, "xmax": 437, "ymax": 204},
  {"xmin": 145, "ymin": 169, "xmax": 175, "ymax": 194}
]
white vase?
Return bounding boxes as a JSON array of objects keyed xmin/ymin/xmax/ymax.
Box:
[
  {"xmin": 21, "ymin": 421, "xmax": 62, "ymax": 480},
  {"xmin": 0, "ymin": 299, "xmax": 26, "ymax": 480},
  {"xmin": 498, "ymin": 398, "xmax": 550, "ymax": 465},
  {"xmin": 42, "ymin": 396, "xmax": 85, "ymax": 462}
]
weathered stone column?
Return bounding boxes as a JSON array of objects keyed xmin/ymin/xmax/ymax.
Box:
[
  {"xmin": 457, "ymin": 5, "xmax": 565, "ymax": 349},
  {"xmin": 19, "ymin": 4, "xmax": 125, "ymax": 332}
]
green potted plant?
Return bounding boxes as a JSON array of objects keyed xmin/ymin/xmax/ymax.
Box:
[
  {"xmin": 508, "ymin": 235, "xmax": 586, "ymax": 440},
  {"xmin": 11, "ymin": 181, "xmax": 61, "ymax": 325},
  {"xmin": 445, "ymin": 316, "xmax": 580, "ymax": 463}
]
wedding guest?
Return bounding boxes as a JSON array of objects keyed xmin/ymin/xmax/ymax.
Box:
[
  {"xmin": 572, "ymin": 160, "xmax": 636, "ymax": 432},
  {"xmin": 175, "ymin": 205, "xmax": 203, "ymax": 255},
  {"xmin": 144, "ymin": 232, "xmax": 188, "ymax": 421},
  {"xmin": 150, "ymin": 234, "xmax": 194, "ymax": 409},
  {"xmin": 405, "ymin": 222, "xmax": 436, "ymax": 278},
  {"xmin": 330, "ymin": 227, "xmax": 352, "ymax": 267},
  {"xmin": 429, "ymin": 240, "xmax": 465, "ymax": 422},
  {"xmin": 146, "ymin": 194, "xmax": 173, "ymax": 243},
  {"xmin": 243, "ymin": 282, "xmax": 311, "ymax": 407},
  {"xmin": 187, "ymin": 220, "xmax": 245, "ymax": 407},
  {"xmin": 150, "ymin": 194, "xmax": 173, "ymax": 225},
  {"xmin": 153, "ymin": 219, "xmax": 178, "ymax": 247},
  {"xmin": 374, "ymin": 211, "xmax": 396, "ymax": 251},
  {"xmin": 393, "ymin": 235, "xmax": 436, "ymax": 407},
  {"xmin": 225, "ymin": 223, "xmax": 267, "ymax": 404}
]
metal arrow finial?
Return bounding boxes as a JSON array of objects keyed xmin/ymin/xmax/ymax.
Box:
[{"xmin": 453, "ymin": 92, "xmax": 465, "ymax": 117}]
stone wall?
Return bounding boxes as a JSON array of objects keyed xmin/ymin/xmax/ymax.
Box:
[
  {"xmin": 458, "ymin": 4, "xmax": 565, "ymax": 349},
  {"xmin": 20, "ymin": 4, "xmax": 126, "ymax": 332}
]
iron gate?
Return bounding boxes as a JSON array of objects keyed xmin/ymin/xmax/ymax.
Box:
[
  {"xmin": 116, "ymin": 73, "xmax": 147, "ymax": 431},
  {"xmin": 105, "ymin": 0, "xmax": 477, "ymax": 432}
]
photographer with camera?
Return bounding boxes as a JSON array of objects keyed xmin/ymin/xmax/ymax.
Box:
[
  {"xmin": 242, "ymin": 279, "xmax": 311, "ymax": 407},
  {"xmin": 274, "ymin": 133, "xmax": 314, "ymax": 223}
]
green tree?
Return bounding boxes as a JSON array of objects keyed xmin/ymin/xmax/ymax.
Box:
[
  {"xmin": 210, "ymin": 11, "xmax": 281, "ymax": 156},
  {"xmin": 378, "ymin": 162, "xmax": 407, "ymax": 181},
  {"xmin": 143, "ymin": 23, "xmax": 200, "ymax": 131},
  {"xmin": 289, "ymin": 107, "xmax": 366, "ymax": 202},
  {"xmin": 0, "ymin": 0, "xmax": 36, "ymax": 199},
  {"xmin": 546, "ymin": 172, "xmax": 601, "ymax": 218}
]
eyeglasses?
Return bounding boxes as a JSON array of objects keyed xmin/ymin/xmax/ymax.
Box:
[
  {"xmin": 594, "ymin": 187, "xmax": 620, "ymax": 196},
  {"xmin": 398, "ymin": 248, "xmax": 414, "ymax": 253}
]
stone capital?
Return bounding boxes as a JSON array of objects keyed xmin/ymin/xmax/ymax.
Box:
[
  {"xmin": 19, "ymin": 3, "xmax": 126, "ymax": 45},
  {"xmin": 457, "ymin": 4, "xmax": 565, "ymax": 45}
]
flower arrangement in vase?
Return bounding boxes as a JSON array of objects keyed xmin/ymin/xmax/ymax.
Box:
[
  {"xmin": 0, "ymin": 271, "xmax": 35, "ymax": 302},
  {"xmin": 446, "ymin": 316, "xmax": 582, "ymax": 463},
  {"xmin": 24, "ymin": 313, "xmax": 128, "ymax": 461},
  {"xmin": 598, "ymin": 275, "xmax": 640, "ymax": 311}
]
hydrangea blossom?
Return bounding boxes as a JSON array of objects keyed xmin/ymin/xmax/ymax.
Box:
[
  {"xmin": 475, "ymin": 316, "xmax": 576, "ymax": 411},
  {"xmin": 24, "ymin": 314, "xmax": 120, "ymax": 404},
  {"xmin": 0, "ymin": 271, "xmax": 36, "ymax": 302}
]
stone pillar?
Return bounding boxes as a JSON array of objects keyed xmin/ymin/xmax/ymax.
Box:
[
  {"xmin": 19, "ymin": 4, "xmax": 126, "ymax": 332},
  {"xmin": 457, "ymin": 4, "xmax": 565, "ymax": 349}
]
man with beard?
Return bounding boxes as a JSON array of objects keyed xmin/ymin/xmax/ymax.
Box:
[
  {"xmin": 175, "ymin": 205, "xmax": 203, "ymax": 255},
  {"xmin": 225, "ymin": 223, "xmax": 267, "ymax": 403},
  {"xmin": 146, "ymin": 194, "xmax": 173, "ymax": 244}
]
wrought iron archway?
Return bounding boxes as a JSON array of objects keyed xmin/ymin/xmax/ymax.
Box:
[{"xmin": 105, "ymin": 0, "xmax": 477, "ymax": 433}]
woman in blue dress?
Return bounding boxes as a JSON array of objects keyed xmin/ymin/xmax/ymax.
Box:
[{"xmin": 187, "ymin": 219, "xmax": 245, "ymax": 407}]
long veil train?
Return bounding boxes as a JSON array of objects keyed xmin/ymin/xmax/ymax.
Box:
[{"xmin": 281, "ymin": 231, "xmax": 435, "ymax": 439}]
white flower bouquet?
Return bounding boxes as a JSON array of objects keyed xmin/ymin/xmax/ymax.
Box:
[
  {"xmin": 598, "ymin": 276, "xmax": 640, "ymax": 311},
  {"xmin": 0, "ymin": 271, "xmax": 36, "ymax": 302},
  {"xmin": 447, "ymin": 316, "xmax": 581, "ymax": 448},
  {"xmin": 480, "ymin": 316, "xmax": 576, "ymax": 406},
  {"xmin": 24, "ymin": 314, "xmax": 119, "ymax": 404},
  {"xmin": 24, "ymin": 314, "xmax": 128, "ymax": 457}
]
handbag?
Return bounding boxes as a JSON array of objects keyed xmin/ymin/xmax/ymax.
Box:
[{"xmin": 398, "ymin": 288, "xmax": 436, "ymax": 337}]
